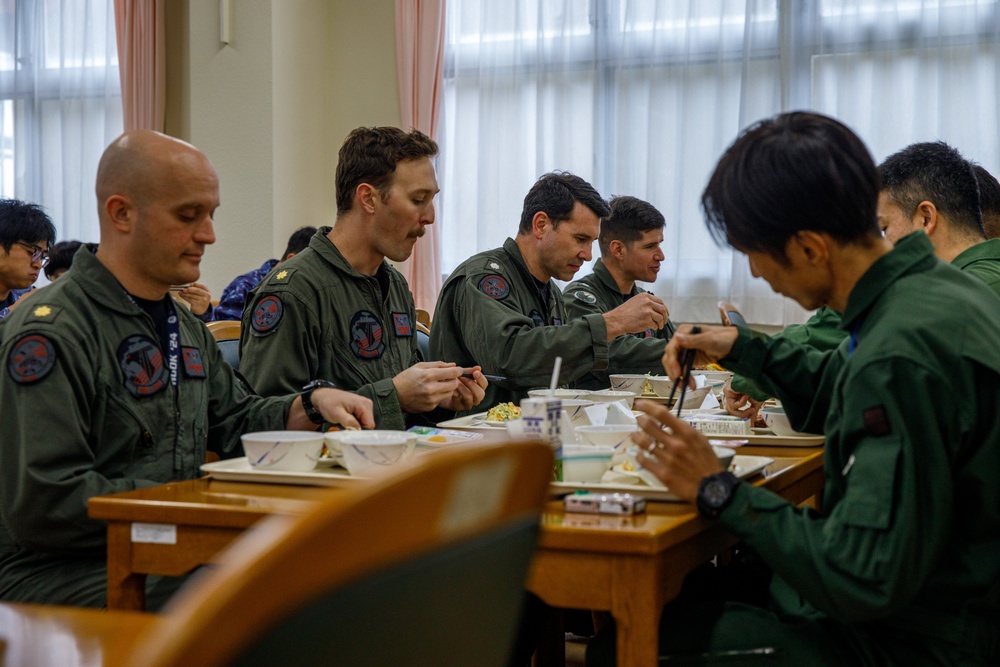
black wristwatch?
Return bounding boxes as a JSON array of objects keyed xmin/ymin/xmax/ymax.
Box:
[
  {"xmin": 696, "ymin": 471, "xmax": 741, "ymax": 519},
  {"xmin": 300, "ymin": 379, "xmax": 337, "ymax": 425}
]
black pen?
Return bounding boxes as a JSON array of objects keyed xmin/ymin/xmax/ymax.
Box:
[{"xmin": 462, "ymin": 372, "xmax": 505, "ymax": 382}]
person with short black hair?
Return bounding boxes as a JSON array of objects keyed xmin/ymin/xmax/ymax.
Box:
[
  {"xmin": 240, "ymin": 127, "xmax": 487, "ymax": 429},
  {"xmin": 43, "ymin": 240, "xmax": 89, "ymax": 281},
  {"xmin": 430, "ymin": 173, "xmax": 668, "ymax": 409},
  {"xmin": 0, "ymin": 199, "xmax": 55, "ymax": 319},
  {"xmin": 973, "ymin": 163, "xmax": 1000, "ymax": 239},
  {"xmin": 878, "ymin": 141, "xmax": 1000, "ymax": 297},
  {"xmin": 562, "ymin": 195, "xmax": 676, "ymax": 390},
  {"xmin": 588, "ymin": 112, "xmax": 1000, "ymax": 664},
  {"xmin": 212, "ymin": 226, "xmax": 317, "ymax": 321}
]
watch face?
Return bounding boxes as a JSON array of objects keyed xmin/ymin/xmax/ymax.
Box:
[{"xmin": 704, "ymin": 479, "xmax": 730, "ymax": 508}]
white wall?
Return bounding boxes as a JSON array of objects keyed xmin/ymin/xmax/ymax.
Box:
[{"xmin": 165, "ymin": 0, "xmax": 402, "ymax": 297}]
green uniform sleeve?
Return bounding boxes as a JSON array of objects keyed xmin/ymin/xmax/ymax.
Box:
[
  {"xmin": 562, "ymin": 284, "xmax": 668, "ymax": 379},
  {"xmin": 719, "ymin": 356, "xmax": 954, "ymax": 622},
  {"xmin": 454, "ymin": 276, "xmax": 609, "ymax": 388},
  {"xmin": 731, "ymin": 308, "xmax": 848, "ymax": 402}
]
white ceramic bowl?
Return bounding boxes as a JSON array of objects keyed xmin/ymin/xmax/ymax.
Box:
[
  {"xmin": 760, "ymin": 406, "xmax": 815, "ymax": 437},
  {"xmin": 562, "ymin": 445, "xmax": 615, "ymax": 483},
  {"xmin": 339, "ymin": 431, "xmax": 417, "ymax": 476},
  {"xmin": 575, "ymin": 424, "xmax": 639, "ymax": 449},
  {"xmin": 527, "ymin": 388, "xmax": 590, "ymax": 400},
  {"xmin": 242, "ymin": 431, "xmax": 325, "ymax": 472},
  {"xmin": 646, "ymin": 376, "xmax": 677, "ymax": 398},
  {"xmin": 608, "ymin": 374, "xmax": 648, "ymax": 396},
  {"xmin": 324, "ymin": 430, "xmax": 417, "ymax": 467},
  {"xmin": 586, "ymin": 390, "xmax": 636, "ymax": 409},
  {"xmin": 692, "ymin": 370, "xmax": 732, "ymax": 384},
  {"xmin": 558, "ymin": 399, "xmax": 595, "ymax": 426},
  {"xmin": 712, "ymin": 446, "xmax": 736, "ymax": 471}
]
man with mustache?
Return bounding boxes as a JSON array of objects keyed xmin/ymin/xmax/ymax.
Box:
[
  {"xmin": 241, "ymin": 127, "xmax": 487, "ymax": 429},
  {"xmin": 431, "ymin": 173, "xmax": 668, "ymax": 410},
  {"xmin": 562, "ymin": 195, "xmax": 676, "ymax": 390}
]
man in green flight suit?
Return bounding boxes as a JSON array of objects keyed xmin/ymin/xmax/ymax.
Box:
[
  {"xmin": 562, "ymin": 195, "xmax": 676, "ymax": 390},
  {"xmin": 879, "ymin": 140, "xmax": 1000, "ymax": 297},
  {"xmin": 430, "ymin": 173, "xmax": 669, "ymax": 411},
  {"xmin": 0, "ymin": 130, "xmax": 374, "ymax": 610},
  {"xmin": 240, "ymin": 127, "xmax": 487, "ymax": 430},
  {"xmin": 724, "ymin": 141, "xmax": 1000, "ymax": 419},
  {"xmin": 589, "ymin": 112, "xmax": 1000, "ymax": 664}
]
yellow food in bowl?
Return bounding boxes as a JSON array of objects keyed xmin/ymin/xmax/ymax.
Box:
[{"xmin": 486, "ymin": 402, "xmax": 521, "ymax": 422}]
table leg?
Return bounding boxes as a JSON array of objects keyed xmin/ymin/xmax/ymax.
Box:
[
  {"xmin": 611, "ymin": 559, "xmax": 668, "ymax": 667},
  {"xmin": 105, "ymin": 523, "xmax": 146, "ymax": 611}
]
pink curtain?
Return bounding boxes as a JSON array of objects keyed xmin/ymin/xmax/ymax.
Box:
[
  {"xmin": 114, "ymin": 0, "xmax": 165, "ymax": 132},
  {"xmin": 395, "ymin": 0, "xmax": 446, "ymax": 316}
]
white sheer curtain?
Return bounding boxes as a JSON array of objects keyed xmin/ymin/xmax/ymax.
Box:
[
  {"xmin": 0, "ymin": 0, "xmax": 122, "ymax": 247},
  {"xmin": 441, "ymin": 0, "xmax": 1000, "ymax": 326}
]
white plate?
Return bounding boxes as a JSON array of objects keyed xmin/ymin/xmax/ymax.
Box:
[
  {"xmin": 436, "ymin": 411, "xmax": 499, "ymax": 431},
  {"xmin": 201, "ymin": 457, "xmax": 368, "ymax": 486},
  {"xmin": 706, "ymin": 432, "xmax": 824, "ymax": 447},
  {"xmin": 550, "ymin": 454, "xmax": 773, "ymax": 502}
]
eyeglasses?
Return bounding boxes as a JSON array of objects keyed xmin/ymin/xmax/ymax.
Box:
[{"xmin": 14, "ymin": 241, "xmax": 50, "ymax": 266}]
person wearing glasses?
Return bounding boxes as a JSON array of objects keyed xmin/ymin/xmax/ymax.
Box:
[{"xmin": 0, "ymin": 199, "xmax": 55, "ymax": 320}]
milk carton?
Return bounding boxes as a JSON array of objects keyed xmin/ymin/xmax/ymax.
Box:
[{"xmin": 520, "ymin": 397, "xmax": 562, "ymax": 480}]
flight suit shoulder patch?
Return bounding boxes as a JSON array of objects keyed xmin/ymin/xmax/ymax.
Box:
[
  {"xmin": 25, "ymin": 304, "xmax": 63, "ymax": 323},
  {"xmin": 7, "ymin": 333, "xmax": 57, "ymax": 384},
  {"xmin": 478, "ymin": 274, "xmax": 510, "ymax": 300},
  {"xmin": 267, "ymin": 267, "xmax": 296, "ymax": 285},
  {"xmin": 863, "ymin": 405, "xmax": 891, "ymax": 437},
  {"xmin": 250, "ymin": 295, "xmax": 284, "ymax": 335},
  {"xmin": 571, "ymin": 289, "xmax": 597, "ymax": 305}
]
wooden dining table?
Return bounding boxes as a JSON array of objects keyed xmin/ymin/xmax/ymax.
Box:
[{"xmin": 87, "ymin": 444, "xmax": 824, "ymax": 667}]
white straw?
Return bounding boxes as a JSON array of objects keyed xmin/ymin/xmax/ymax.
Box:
[{"xmin": 548, "ymin": 356, "xmax": 562, "ymax": 394}]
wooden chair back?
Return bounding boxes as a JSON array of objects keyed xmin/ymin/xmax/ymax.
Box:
[
  {"xmin": 126, "ymin": 441, "xmax": 554, "ymax": 667},
  {"xmin": 206, "ymin": 319, "xmax": 242, "ymax": 341},
  {"xmin": 415, "ymin": 308, "xmax": 431, "ymax": 329}
]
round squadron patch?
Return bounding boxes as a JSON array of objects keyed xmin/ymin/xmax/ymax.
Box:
[
  {"xmin": 529, "ymin": 310, "xmax": 546, "ymax": 328},
  {"xmin": 7, "ymin": 334, "xmax": 56, "ymax": 384},
  {"xmin": 478, "ymin": 274, "xmax": 510, "ymax": 300},
  {"xmin": 572, "ymin": 290, "xmax": 597, "ymax": 305},
  {"xmin": 251, "ymin": 295, "xmax": 284, "ymax": 334},
  {"xmin": 118, "ymin": 335, "xmax": 168, "ymax": 397},
  {"xmin": 350, "ymin": 310, "xmax": 386, "ymax": 359}
]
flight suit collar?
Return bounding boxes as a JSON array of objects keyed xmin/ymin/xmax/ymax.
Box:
[
  {"xmin": 70, "ymin": 246, "xmax": 149, "ymax": 317},
  {"xmin": 950, "ymin": 237, "xmax": 1000, "ymax": 270},
  {"xmin": 593, "ymin": 258, "xmax": 638, "ymax": 297},
  {"xmin": 501, "ymin": 238, "xmax": 562, "ymax": 324},
  {"xmin": 311, "ymin": 226, "xmax": 392, "ymax": 281},
  {"xmin": 840, "ymin": 232, "xmax": 937, "ymax": 331}
]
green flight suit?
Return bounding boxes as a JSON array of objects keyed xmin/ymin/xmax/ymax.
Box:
[
  {"xmin": 642, "ymin": 233, "xmax": 1000, "ymax": 664},
  {"xmin": 240, "ymin": 228, "xmax": 420, "ymax": 430},
  {"xmin": 561, "ymin": 258, "xmax": 674, "ymax": 390},
  {"xmin": 951, "ymin": 237, "xmax": 1000, "ymax": 298},
  {"xmin": 0, "ymin": 249, "xmax": 294, "ymax": 609},
  {"xmin": 729, "ymin": 307, "xmax": 847, "ymax": 402},
  {"xmin": 430, "ymin": 238, "xmax": 609, "ymax": 412}
]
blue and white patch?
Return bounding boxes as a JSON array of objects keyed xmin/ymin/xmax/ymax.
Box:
[
  {"xmin": 118, "ymin": 335, "xmax": 168, "ymax": 398},
  {"xmin": 572, "ymin": 290, "xmax": 597, "ymax": 305},
  {"xmin": 7, "ymin": 334, "xmax": 56, "ymax": 384},
  {"xmin": 182, "ymin": 347, "xmax": 206, "ymax": 378},
  {"xmin": 251, "ymin": 295, "xmax": 284, "ymax": 335},
  {"xmin": 529, "ymin": 310, "xmax": 546, "ymax": 328},
  {"xmin": 392, "ymin": 312, "xmax": 413, "ymax": 337},
  {"xmin": 478, "ymin": 274, "xmax": 510, "ymax": 300},
  {"xmin": 350, "ymin": 310, "xmax": 385, "ymax": 359}
]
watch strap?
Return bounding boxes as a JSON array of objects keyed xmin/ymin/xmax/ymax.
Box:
[
  {"xmin": 696, "ymin": 471, "xmax": 740, "ymax": 519},
  {"xmin": 301, "ymin": 379, "xmax": 337, "ymax": 425}
]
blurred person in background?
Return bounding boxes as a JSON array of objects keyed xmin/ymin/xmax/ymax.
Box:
[{"xmin": 212, "ymin": 226, "xmax": 317, "ymax": 321}]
